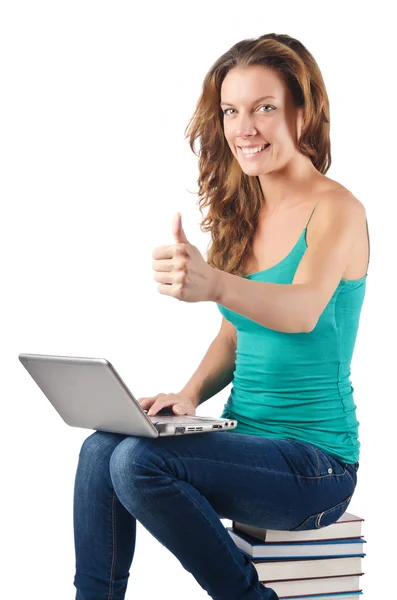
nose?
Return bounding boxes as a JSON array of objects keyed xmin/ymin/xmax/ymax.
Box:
[{"xmin": 234, "ymin": 114, "xmax": 259, "ymax": 138}]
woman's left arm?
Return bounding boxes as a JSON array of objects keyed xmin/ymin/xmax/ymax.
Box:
[
  {"xmin": 152, "ymin": 195, "xmax": 366, "ymax": 334},
  {"xmin": 214, "ymin": 193, "xmax": 366, "ymax": 334}
]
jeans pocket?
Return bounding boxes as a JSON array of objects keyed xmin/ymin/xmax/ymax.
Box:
[{"xmin": 290, "ymin": 493, "xmax": 353, "ymax": 531}]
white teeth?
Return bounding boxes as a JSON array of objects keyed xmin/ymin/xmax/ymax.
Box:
[{"xmin": 240, "ymin": 144, "xmax": 268, "ymax": 155}]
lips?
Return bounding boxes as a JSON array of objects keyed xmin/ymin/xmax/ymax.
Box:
[
  {"xmin": 238, "ymin": 143, "xmax": 271, "ymax": 156},
  {"xmin": 239, "ymin": 143, "xmax": 270, "ymax": 150}
]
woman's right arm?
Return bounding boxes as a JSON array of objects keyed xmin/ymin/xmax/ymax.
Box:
[{"xmin": 178, "ymin": 317, "xmax": 237, "ymax": 408}]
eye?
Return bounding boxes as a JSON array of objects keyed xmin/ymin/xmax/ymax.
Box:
[
  {"xmin": 222, "ymin": 105, "xmax": 275, "ymax": 116},
  {"xmin": 258, "ymin": 105, "xmax": 274, "ymax": 113}
]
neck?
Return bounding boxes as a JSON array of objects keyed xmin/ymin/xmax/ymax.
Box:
[{"xmin": 258, "ymin": 154, "xmax": 323, "ymax": 214}]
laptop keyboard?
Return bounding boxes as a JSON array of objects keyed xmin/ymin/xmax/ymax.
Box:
[{"xmin": 149, "ymin": 415, "xmax": 217, "ymax": 423}]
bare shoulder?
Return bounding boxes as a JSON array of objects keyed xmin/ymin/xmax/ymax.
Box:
[
  {"xmin": 317, "ymin": 183, "xmax": 366, "ymax": 220},
  {"xmin": 319, "ymin": 176, "xmax": 360, "ymax": 202},
  {"xmin": 308, "ymin": 180, "xmax": 369, "ymax": 279},
  {"xmin": 308, "ymin": 183, "xmax": 367, "ymax": 248}
]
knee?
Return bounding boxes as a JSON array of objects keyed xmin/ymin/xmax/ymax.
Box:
[
  {"xmin": 79, "ymin": 430, "xmax": 124, "ymax": 462},
  {"xmin": 109, "ymin": 437, "xmax": 162, "ymax": 499},
  {"xmin": 74, "ymin": 431, "xmax": 127, "ymax": 494},
  {"xmin": 76, "ymin": 431, "xmax": 128, "ymax": 481}
]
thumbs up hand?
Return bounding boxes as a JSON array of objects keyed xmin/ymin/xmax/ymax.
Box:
[{"xmin": 152, "ymin": 212, "xmax": 221, "ymax": 303}]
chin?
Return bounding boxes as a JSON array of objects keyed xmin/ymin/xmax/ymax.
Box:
[{"xmin": 240, "ymin": 164, "xmax": 272, "ymax": 175}]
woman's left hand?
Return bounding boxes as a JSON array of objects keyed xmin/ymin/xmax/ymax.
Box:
[{"xmin": 152, "ymin": 212, "xmax": 221, "ymax": 303}]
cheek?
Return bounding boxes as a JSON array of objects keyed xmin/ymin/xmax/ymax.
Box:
[{"xmin": 274, "ymin": 118, "xmax": 292, "ymax": 140}]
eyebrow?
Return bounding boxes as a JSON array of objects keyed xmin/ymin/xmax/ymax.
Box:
[{"xmin": 220, "ymin": 95, "xmax": 277, "ymax": 107}]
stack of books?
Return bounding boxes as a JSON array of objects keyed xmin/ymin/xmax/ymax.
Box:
[{"xmin": 226, "ymin": 512, "xmax": 366, "ymax": 599}]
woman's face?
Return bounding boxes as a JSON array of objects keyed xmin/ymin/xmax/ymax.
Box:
[{"xmin": 220, "ymin": 65, "xmax": 303, "ymax": 175}]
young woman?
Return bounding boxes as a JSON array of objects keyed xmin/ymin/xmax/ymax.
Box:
[{"xmin": 73, "ymin": 33, "xmax": 369, "ymax": 600}]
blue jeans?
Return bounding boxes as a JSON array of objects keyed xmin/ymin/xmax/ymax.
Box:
[{"xmin": 73, "ymin": 430, "xmax": 359, "ymax": 600}]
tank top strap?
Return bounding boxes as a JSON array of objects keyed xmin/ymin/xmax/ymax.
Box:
[{"xmin": 305, "ymin": 203, "xmax": 317, "ymax": 229}]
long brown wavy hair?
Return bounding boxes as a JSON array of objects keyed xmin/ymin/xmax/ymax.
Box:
[{"xmin": 184, "ymin": 33, "xmax": 331, "ymax": 278}]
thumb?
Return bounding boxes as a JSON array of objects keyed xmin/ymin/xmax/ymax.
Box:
[
  {"xmin": 173, "ymin": 405, "xmax": 183, "ymax": 414},
  {"xmin": 172, "ymin": 212, "xmax": 189, "ymax": 244}
]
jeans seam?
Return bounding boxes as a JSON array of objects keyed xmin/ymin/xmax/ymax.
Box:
[
  {"xmin": 295, "ymin": 472, "xmax": 348, "ymax": 479},
  {"xmin": 107, "ymin": 491, "xmax": 117, "ymax": 600},
  {"xmin": 163, "ymin": 457, "xmax": 349, "ymax": 480},
  {"xmin": 311, "ymin": 445, "xmax": 321, "ymax": 477},
  {"xmin": 163, "ymin": 456, "xmax": 293, "ymax": 477}
]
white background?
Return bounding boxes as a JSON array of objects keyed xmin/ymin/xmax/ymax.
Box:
[{"xmin": 1, "ymin": 1, "xmax": 394, "ymax": 598}]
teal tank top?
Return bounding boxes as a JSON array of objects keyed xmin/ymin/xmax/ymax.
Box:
[{"xmin": 216, "ymin": 206, "xmax": 370, "ymax": 464}]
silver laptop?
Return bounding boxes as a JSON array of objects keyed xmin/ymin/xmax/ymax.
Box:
[{"xmin": 18, "ymin": 353, "xmax": 238, "ymax": 437}]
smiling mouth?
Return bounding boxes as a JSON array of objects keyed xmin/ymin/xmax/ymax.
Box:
[{"xmin": 238, "ymin": 143, "xmax": 271, "ymax": 157}]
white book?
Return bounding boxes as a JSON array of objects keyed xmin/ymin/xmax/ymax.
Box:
[
  {"xmin": 233, "ymin": 512, "xmax": 364, "ymax": 543},
  {"xmin": 280, "ymin": 594, "xmax": 362, "ymax": 599},
  {"xmin": 252, "ymin": 555, "xmax": 362, "ymax": 581},
  {"xmin": 227, "ymin": 528, "xmax": 366, "ymax": 559},
  {"xmin": 265, "ymin": 574, "xmax": 362, "ymax": 597}
]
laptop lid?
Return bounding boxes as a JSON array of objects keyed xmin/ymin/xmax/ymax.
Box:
[{"xmin": 18, "ymin": 353, "xmax": 237, "ymax": 437}]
